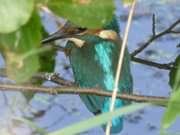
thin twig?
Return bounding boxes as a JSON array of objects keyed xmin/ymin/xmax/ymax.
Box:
[
  {"xmin": 170, "ymin": 30, "xmax": 180, "ymax": 34},
  {"xmin": 0, "ymin": 83, "xmax": 169, "ymax": 106},
  {"xmin": 131, "ymin": 18, "xmax": 180, "ymax": 57},
  {"xmin": 152, "ymin": 14, "xmax": 156, "ymax": 36},
  {"xmin": 33, "ymin": 72, "xmax": 74, "ymax": 86},
  {"xmin": 131, "ymin": 57, "xmax": 174, "ymax": 70},
  {"xmin": 106, "ymin": 1, "xmax": 137, "ymax": 134}
]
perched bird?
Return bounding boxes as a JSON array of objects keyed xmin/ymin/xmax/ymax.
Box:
[{"xmin": 42, "ymin": 16, "xmax": 133, "ymax": 134}]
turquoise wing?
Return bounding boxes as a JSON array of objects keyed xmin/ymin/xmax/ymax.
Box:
[{"xmin": 66, "ymin": 35, "xmax": 133, "ymax": 133}]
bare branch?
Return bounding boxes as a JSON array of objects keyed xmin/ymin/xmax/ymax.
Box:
[
  {"xmin": 170, "ymin": 30, "xmax": 180, "ymax": 34},
  {"xmin": 131, "ymin": 18, "xmax": 180, "ymax": 57},
  {"xmin": 0, "ymin": 69, "xmax": 74, "ymax": 86},
  {"xmin": 33, "ymin": 72, "xmax": 74, "ymax": 86},
  {"xmin": 131, "ymin": 57, "xmax": 174, "ymax": 70},
  {"xmin": 0, "ymin": 83, "xmax": 169, "ymax": 106}
]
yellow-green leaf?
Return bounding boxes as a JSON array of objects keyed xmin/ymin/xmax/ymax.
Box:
[
  {"xmin": 162, "ymin": 64, "xmax": 180, "ymax": 129},
  {"xmin": 0, "ymin": 0, "xmax": 34, "ymax": 33},
  {"xmin": 169, "ymin": 55, "xmax": 180, "ymax": 90},
  {"xmin": 0, "ymin": 10, "xmax": 41, "ymax": 83},
  {"xmin": 48, "ymin": 0, "xmax": 115, "ymax": 29}
]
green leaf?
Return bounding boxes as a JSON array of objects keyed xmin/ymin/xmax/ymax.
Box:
[
  {"xmin": 0, "ymin": 0, "xmax": 34, "ymax": 33},
  {"xmin": 48, "ymin": 0, "xmax": 115, "ymax": 28},
  {"xmin": 23, "ymin": 44, "xmax": 56, "ymax": 101},
  {"xmin": 0, "ymin": 10, "xmax": 41, "ymax": 83},
  {"xmin": 162, "ymin": 65, "xmax": 180, "ymax": 129},
  {"xmin": 39, "ymin": 48, "xmax": 56, "ymax": 72},
  {"xmin": 29, "ymin": 45, "xmax": 56, "ymax": 86},
  {"xmin": 169, "ymin": 55, "xmax": 180, "ymax": 90},
  {"xmin": 49, "ymin": 103, "xmax": 148, "ymax": 135},
  {"xmin": 162, "ymin": 90, "xmax": 180, "ymax": 129},
  {"xmin": 36, "ymin": 0, "xmax": 49, "ymax": 4},
  {"xmin": 39, "ymin": 28, "xmax": 56, "ymax": 72}
]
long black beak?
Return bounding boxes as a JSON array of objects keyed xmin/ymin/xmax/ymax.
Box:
[{"xmin": 41, "ymin": 22, "xmax": 86, "ymax": 44}]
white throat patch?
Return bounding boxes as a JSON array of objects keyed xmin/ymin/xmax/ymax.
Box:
[
  {"xmin": 98, "ymin": 30, "xmax": 118, "ymax": 40},
  {"xmin": 68, "ymin": 38, "xmax": 85, "ymax": 48}
]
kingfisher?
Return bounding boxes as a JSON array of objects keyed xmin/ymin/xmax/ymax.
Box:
[{"xmin": 42, "ymin": 16, "xmax": 133, "ymax": 134}]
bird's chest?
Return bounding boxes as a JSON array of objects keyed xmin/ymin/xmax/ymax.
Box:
[{"xmin": 69, "ymin": 42, "xmax": 117, "ymax": 90}]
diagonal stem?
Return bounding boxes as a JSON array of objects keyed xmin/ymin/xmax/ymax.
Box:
[{"xmin": 105, "ymin": 0, "xmax": 137, "ymax": 134}]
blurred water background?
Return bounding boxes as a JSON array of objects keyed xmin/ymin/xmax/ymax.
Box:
[{"xmin": 0, "ymin": 0, "xmax": 179, "ymax": 135}]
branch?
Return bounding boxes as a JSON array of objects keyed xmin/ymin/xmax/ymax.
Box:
[
  {"xmin": 0, "ymin": 69, "xmax": 74, "ymax": 86},
  {"xmin": 33, "ymin": 72, "xmax": 74, "ymax": 86},
  {"xmin": 0, "ymin": 83, "xmax": 169, "ymax": 106},
  {"xmin": 170, "ymin": 30, "xmax": 180, "ymax": 34},
  {"xmin": 131, "ymin": 18, "xmax": 180, "ymax": 57},
  {"xmin": 131, "ymin": 57, "xmax": 174, "ymax": 70}
]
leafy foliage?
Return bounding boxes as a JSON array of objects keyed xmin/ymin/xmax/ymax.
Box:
[
  {"xmin": 169, "ymin": 55, "xmax": 180, "ymax": 90},
  {"xmin": 162, "ymin": 57, "xmax": 180, "ymax": 129},
  {"xmin": 0, "ymin": 0, "xmax": 117, "ymax": 83},
  {"xmin": 0, "ymin": 11, "xmax": 41, "ymax": 83},
  {"xmin": 0, "ymin": 0, "xmax": 34, "ymax": 33},
  {"xmin": 39, "ymin": 28, "xmax": 56, "ymax": 73},
  {"xmin": 47, "ymin": 0, "xmax": 115, "ymax": 29}
]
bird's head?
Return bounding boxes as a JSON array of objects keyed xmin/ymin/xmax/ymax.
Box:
[{"xmin": 42, "ymin": 15, "xmax": 120, "ymax": 47}]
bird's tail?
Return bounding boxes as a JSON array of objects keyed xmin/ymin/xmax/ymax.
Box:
[
  {"xmin": 102, "ymin": 98, "xmax": 123, "ymax": 134},
  {"xmin": 80, "ymin": 95, "xmax": 124, "ymax": 133}
]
